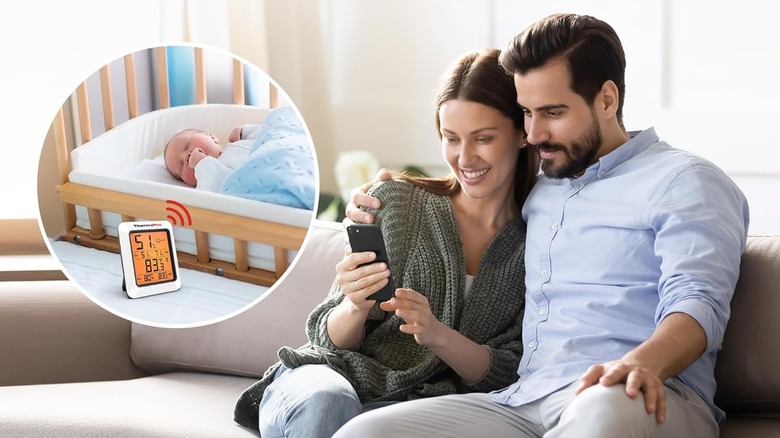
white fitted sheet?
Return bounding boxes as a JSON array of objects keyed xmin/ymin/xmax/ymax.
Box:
[{"xmin": 50, "ymin": 239, "xmax": 269, "ymax": 328}]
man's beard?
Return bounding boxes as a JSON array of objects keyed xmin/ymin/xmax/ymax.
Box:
[{"xmin": 536, "ymin": 119, "xmax": 602, "ymax": 179}]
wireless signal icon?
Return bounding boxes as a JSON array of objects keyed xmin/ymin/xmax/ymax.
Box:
[{"xmin": 165, "ymin": 200, "xmax": 193, "ymax": 226}]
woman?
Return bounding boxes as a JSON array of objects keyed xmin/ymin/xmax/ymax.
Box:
[{"xmin": 233, "ymin": 48, "xmax": 537, "ymax": 437}]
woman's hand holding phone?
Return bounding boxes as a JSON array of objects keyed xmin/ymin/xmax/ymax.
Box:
[{"xmin": 334, "ymin": 246, "xmax": 391, "ymax": 311}]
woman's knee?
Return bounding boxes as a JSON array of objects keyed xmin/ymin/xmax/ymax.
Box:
[{"xmin": 259, "ymin": 365, "xmax": 362, "ymax": 436}]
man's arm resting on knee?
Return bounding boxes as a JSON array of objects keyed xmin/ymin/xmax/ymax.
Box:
[{"xmin": 576, "ymin": 312, "xmax": 706, "ymax": 424}]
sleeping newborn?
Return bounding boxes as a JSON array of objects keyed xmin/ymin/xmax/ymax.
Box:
[
  {"xmin": 163, "ymin": 124, "xmax": 261, "ymax": 191},
  {"xmin": 162, "ymin": 106, "xmax": 316, "ymax": 210}
]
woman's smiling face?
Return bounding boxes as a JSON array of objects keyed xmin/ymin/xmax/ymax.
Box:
[{"xmin": 439, "ymin": 99, "xmax": 523, "ymax": 203}]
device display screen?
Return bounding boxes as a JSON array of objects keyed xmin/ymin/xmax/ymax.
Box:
[{"xmin": 128, "ymin": 229, "xmax": 177, "ymax": 287}]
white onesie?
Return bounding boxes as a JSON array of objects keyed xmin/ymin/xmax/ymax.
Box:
[{"xmin": 193, "ymin": 124, "xmax": 261, "ymax": 192}]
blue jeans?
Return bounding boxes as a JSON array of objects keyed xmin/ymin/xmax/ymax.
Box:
[{"xmin": 258, "ymin": 364, "xmax": 366, "ymax": 438}]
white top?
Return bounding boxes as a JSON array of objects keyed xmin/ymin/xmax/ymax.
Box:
[
  {"xmin": 194, "ymin": 124, "xmax": 262, "ymax": 192},
  {"xmin": 464, "ymin": 274, "xmax": 474, "ymax": 297}
]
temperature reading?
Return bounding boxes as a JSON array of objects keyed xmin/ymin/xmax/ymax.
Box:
[{"xmin": 129, "ymin": 229, "xmax": 176, "ymax": 287}]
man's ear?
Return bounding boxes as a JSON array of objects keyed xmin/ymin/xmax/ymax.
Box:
[{"xmin": 598, "ymin": 80, "xmax": 619, "ymax": 119}]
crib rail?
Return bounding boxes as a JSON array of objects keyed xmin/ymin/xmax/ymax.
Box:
[
  {"xmin": 53, "ymin": 46, "xmax": 295, "ymax": 286},
  {"xmin": 56, "ymin": 183, "xmax": 306, "ymax": 285}
]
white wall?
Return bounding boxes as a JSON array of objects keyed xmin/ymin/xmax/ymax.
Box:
[
  {"xmin": 0, "ymin": 0, "xmax": 163, "ymax": 220},
  {"xmin": 1, "ymin": 0, "xmax": 777, "ymax": 235},
  {"xmin": 267, "ymin": 0, "xmax": 778, "ymax": 235}
]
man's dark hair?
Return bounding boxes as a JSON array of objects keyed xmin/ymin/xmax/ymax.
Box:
[{"xmin": 499, "ymin": 13, "xmax": 627, "ymax": 123}]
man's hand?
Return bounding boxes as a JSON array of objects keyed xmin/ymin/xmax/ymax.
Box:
[
  {"xmin": 342, "ymin": 169, "xmax": 393, "ymax": 227},
  {"xmin": 576, "ymin": 360, "xmax": 667, "ymax": 424},
  {"xmin": 575, "ymin": 312, "xmax": 706, "ymax": 425}
]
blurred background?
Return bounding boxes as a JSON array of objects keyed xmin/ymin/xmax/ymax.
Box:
[{"xmin": 1, "ymin": 0, "xmax": 778, "ymax": 235}]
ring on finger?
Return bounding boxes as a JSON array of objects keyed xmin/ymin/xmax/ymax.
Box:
[{"xmin": 353, "ymin": 280, "xmax": 360, "ymax": 291}]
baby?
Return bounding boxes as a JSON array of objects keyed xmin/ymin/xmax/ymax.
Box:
[{"xmin": 163, "ymin": 124, "xmax": 261, "ymax": 191}]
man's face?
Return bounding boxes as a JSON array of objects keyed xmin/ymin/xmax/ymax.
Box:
[{"xmin": 514, "ymin": 59, "xmax": 604, "ymax": 179}]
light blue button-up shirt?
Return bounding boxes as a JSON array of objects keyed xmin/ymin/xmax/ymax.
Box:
[{"xmin": 493, "ymin": 128, "xmax": 750, "ymax": 423}]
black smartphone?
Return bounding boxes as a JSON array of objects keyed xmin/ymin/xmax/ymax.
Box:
[{"xmin": 346, "ymin": 223, "xmax": 396, "ymax": 302}]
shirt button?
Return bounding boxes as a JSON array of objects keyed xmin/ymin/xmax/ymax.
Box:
[
  {"xmin": 541, "ymin": 270, "xmax": 548, "ymax": 277},
  {"xmin": 528, "ymin": 341, "xmax": 536, "ymax": 348},
  {"xmin": 551, "ymin": 223, "xmax": 559, "ymax": 230},
  {"xmin": 539, "ymin": 309, "xmax": 546, "ymax": 315},
  {"xmin": 572, "ymin": 182, "xmax": 581, "ymax": 189}
]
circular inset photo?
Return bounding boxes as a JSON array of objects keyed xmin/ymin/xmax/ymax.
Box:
[{"xmin": 37, "ymin": 44, "xmax": 319, "ymax": 328}]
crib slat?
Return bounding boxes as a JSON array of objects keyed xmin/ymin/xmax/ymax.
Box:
[
  {"xmin": 274, "ymin": 247, "xmax": 288, "ymax": 278},
  {"xmin": 234, "ymin": 239, "xmax": 249, "ymax": 272},
  {"xmin": 194, "ymin": 47, "xmax": 207, "ymax": 104},
  {"xmin": 269, "ymin": 83, "xmax": 278, "ymax": 108},
  {"xmin": 232, "ymin": 59, "xmax": 245, "ymax": 105},
  {"xmin": 76, "ymin": 82, "xmax": 92, "ymax": 143},
  {"xmin": 87, "ymin": 208, "xmax": 106, "ymax": 240},
  {"xmin": 195, "ymin": 231, "xmax": 210, "ymax": 263},
  {"xmin": 155, "ymin": 47, "xmax": 170, "ymax": 109},
  {"xmin": 124, "ymin": 53, "xmax": 139, "ymax": 119},
  {"xmin": 99, "ymin": 65, "xmax": 115, "ymax": 131},
  {"xmin": 53, "ymin": 108, "xmax": 76, "ymax": 230}
]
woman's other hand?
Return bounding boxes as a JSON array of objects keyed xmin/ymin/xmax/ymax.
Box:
[{"xmin": 380, "ymin": 288, "xmax": 445, "ymax": 347}]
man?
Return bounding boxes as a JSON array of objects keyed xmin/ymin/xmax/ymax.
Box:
[{"xmin": 335, "ymin": 13, "xmax": 749, "ymax": 437}]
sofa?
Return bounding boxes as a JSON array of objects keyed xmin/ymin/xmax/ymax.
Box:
[{"xmin": 0, "ymin": 219, "xmax": 778, "ymax": 437}]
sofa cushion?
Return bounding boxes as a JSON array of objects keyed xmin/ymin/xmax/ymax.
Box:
[
  {"xmin": 130, "ymin": 220, "xmax": 346, "ymax": 377},
  {"xmin": 715, "ymin": 235, "xmax": 780, "ymax": 414},
  {"xmin": 0, "ymin": 372, "xmax": 258, "ymax": 437},
  {"xmin": 0, "ymin": 280, "xmax": 146, "ymax": 386}
]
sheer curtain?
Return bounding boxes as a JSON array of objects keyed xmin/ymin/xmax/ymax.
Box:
[
  {"xmin": 160, "ymin": 0, "xmax": 270, "ymax": 72},
  {"xmin": 165, "ymin": 0, "xmax": 335, "ymax": 195}
]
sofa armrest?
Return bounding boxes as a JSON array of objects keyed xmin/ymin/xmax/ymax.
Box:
[{"xmin": 0, "ymin": 280, "xmax": 147, "ymax": 386}]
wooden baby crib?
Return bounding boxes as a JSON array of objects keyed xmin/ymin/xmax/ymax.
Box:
[{"xmin": 52, "ymin": 45, "xmax": 314, "ymax": 287}]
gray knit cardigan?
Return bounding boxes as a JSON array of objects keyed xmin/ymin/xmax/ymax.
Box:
[{"xmin": 234, "ymin": 180, "xmax": 526, "ymax": 429}]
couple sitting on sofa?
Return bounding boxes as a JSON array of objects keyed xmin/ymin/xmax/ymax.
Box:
[{"xmin": 233, "ymin": 13, "xmax": 749, "ymax": 438}]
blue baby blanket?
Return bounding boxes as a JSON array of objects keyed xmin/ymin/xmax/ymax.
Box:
[{"xmin": 219, "ymin": 106, "xmax": 316, "ymax": 210}]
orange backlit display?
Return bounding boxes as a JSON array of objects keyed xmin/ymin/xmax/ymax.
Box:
[{"xmin": 129, "ymin": 229, "xmax": 176, "ymax": 287}]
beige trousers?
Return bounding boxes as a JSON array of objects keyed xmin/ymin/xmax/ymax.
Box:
[{"xmin": 333, "ymin": 379, "xmax": 719, "ymax": 438}]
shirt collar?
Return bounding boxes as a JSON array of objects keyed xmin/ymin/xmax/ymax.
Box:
[{"xmin": 588, "ymin": 127, "xmax": 659, "ymax": 178}]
